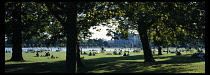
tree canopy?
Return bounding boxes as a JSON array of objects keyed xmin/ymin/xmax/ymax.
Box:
[{"xmin": 5, "ymin": 1, "xmax": 205, "ymax": 73}]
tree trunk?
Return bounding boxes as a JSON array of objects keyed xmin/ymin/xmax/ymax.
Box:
[
  {"xmin": 77, "ymin": 43, "xmax": 84, "ymax": 67},
  {"xmin": 65, "ymin": 24, "xmax": 77, "ymax": 73},
  {"xmin": 137, "ymin": 28, "xmax": 155, "ymax": 62},
  {"xmin": 45, "ymin": 2, "xmax": 78, "ymax": 73},
  {"xmin": 167, "ymin": 47, "xmax": 169, "ymax": 54},
  {"xmin": 65, "ymin": 2, "xmax": 78, "ymax": 73},
  {"xmin": 9, "ymin": 3, "xmax": 24, "ymax": 61},
  {"xmin": 158, "ymin": 46, "xmax": 163, "ymax": 55}
]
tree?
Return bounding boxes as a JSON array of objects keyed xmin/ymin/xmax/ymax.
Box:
[
  {"xmin": 45, "ymin": 2, "xmax": 125, "ymax": 72},
  {"xmin": 5, "ymin": 2, "xmax": 24, "ymax": 61},
  {"xmin": 113, "ymin": 2, "xmax": 157, "ymax": 62},
  {"xmin": 97, "ymin": 39, "xmax": 104, "ymax": 47},
  {"xmin": 45, "ymin": 2, "xmax": 80, "ymax": 73},
  {"xmin": 103, "ymin": 41, "xmax": 109, "ymax": 47},
  {"xmin": 151, "ymin": 2, "xmax": 205, "ymax": 53},
  {"xmin": 5, "ymin": 2, "xmax": 57, "ymax": 61},
  {"xmin": 107, "ymin": 2, "xmax": 205, "ymax": 62}
]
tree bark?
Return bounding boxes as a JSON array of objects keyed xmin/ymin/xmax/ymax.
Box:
[
  {"xmin": 65, "ymin": 31, "xmax": 77, "ymax": 73},
  {"xmin": 158, "ymin": 46, "xmax": 163, "ymax": 55},
  {"xmin": 137, "ymin": 25, "xmax": 155, "ymax": 62},
  {"xmin": 77, "ymin": 44, "xmax": 84, "ymax": 67},
  {"xmin": 167, "ymin": 47, "xmax": 169, "ymax": 54},
  {"xmin": 64, "ymin": 2, "xmax": 78, "ymax": 73},
  {"xmin": 46, "ymin": 2, "xmax": 78, "ymax": 73},
  {"xmin": 9, "ymin": 3, "xmax": 24, "ymax": 61}
]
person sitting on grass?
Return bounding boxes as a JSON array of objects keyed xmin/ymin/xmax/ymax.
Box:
[
  {"xmin": 49, "ymin": 55, "xmax": 60, "ymax": 59},
  {"xmin": 113, "ymin": 51, "xmax": 118, "ymax": 55},
  {"xmin": 83, "ymin": 52, "xmax": 87, "ymax": 54},
  {"xmin": 89, "ymin": 52, "xmax": 92, "ymax": 56},
  {"xmin": 127, "ymin": 52, "xmax": 130, "ymax": 56},
  {"xmin": 36, "ymin": 52, "xmax": 39, "ymax": 57},
  {"xmin": 176, "ymin": 52, "xmax": 182, "ymax": 55},
  {"xmin": 119, "ymin": 52, "xmax": 122, "ymax": 55},
  {"xmin": 45, "ymin": 52, "xmax": 47, "ymax": 56},
  {"xmin": 51, "ymin": 55, "xmax": 54, "ymax": 58},
  {"xmin": 45, "ymin": 52, "xmax": 50, "ymax": 56},
  {"xmin": 93, "ymin": 52, "xmax": 96, "ymax": 56},
  {"xmin": 48, "ymin": 52, "xmax": 50, "ymax": 56},
  {"xmin": 123, "ymin": 52, "xmax": 127, "ymax": 56}
]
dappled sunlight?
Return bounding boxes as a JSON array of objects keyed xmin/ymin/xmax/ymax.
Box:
[
  {"xmin": 5, "ymin": 1, "xmax": 205, "ymax": 73},
  {"xmin": 5, "ymin": 51, "xmax": 205, "ymax": 73},
  {"xmin": 78, "ymin": 51, "xmax": 205, "ymax": 73}
]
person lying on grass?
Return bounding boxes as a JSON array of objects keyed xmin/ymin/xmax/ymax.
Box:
[
  {"xmin": 48, "ymin": 55, "xmax": 59, "ymax": 59},
  {"xmin": 106, "ymin": 53, "xmax": 112, "ymax": 55},
  {"xmin": 81, "ymin": 56, "xmax": 84, "ymax": 59}
]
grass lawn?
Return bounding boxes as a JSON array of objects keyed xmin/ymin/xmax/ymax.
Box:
[{"xmin": 5, "ymin": 50, "xmax": 205, "ymax": 73}]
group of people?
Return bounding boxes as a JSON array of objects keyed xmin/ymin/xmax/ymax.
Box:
[
  {"xmin": 112, "ymin": 50, "xmax": 130, "ymax": 56},
  {"xmin": 50, "ymin": 55, "xmax": 59, "ymax": 59},
  {"xmin": 113, "ymin": 50, "xmax": 131, "ymax": 56},
  {"xmin": 122, "ymin": 52, "xmax": 130, "ymax": 56},
  {"xmin": 81, "ymin": 50, "xmax": 99, "ymax": 56},
  {"xmin": 36, "ymin": 52, "xmax": 50, "ymax": 57},
  {"xmin": 81, "ymin": 47, "xmax": 132, "ymax": 56},
  {"xmin": 113, "ymin": 50, "xmax": 122, "ymax": 55},
  {"xmin": 89, "ymin": 52, "xmax": 96, "ymax": 56},
  {"xmin": 5, "ymin": 50, "xmax": 11, "ymax": 53},
  {"xmin": 81, "ymin": 51, "xmax": 95, "ymax": 56},
  {"xmin": 35, "ymin": 52, "xmax": 60, "ymax": 59}
]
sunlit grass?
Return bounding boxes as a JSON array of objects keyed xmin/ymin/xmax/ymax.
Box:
[{"xmin": 5, "ymin": 50, "xmax": 205, "ymax": 73}]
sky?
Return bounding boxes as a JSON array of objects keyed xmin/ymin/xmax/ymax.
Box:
[
  {"xmin": 89, "ymin": 25, "xmax": 112, "ymax": 40},
  {"xmin": 4, "ymin": 24, "xmax": 113, "ymax": 41},
  {"xmin": 89, "ymin": 25, "xmax": 139, "ymax": 40}
]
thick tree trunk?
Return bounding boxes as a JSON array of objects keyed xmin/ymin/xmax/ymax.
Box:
[
  {"xmin": 10, "ymin": 30, "xmax": 24, "ymax": 61},
  {"xmin": 9, "ymin": 3, "xmax": 24, "ymax": 61},
  {"xmin": 65, "ymin": 2, "xmax": 78, "ymax": 73},
  {"xmin": 65, "ymin": 32, "xmax": 77, "ymax": 73},
  {"xmin": 158, "ymin": 46, "xmax": 163, "ymax": 55},
  {"xmin": 137, "ymin": 28, "xmax": 155, "ymax": 62},
  {"xmin": 46, "ymin": 2, "xmax": 78, "ymax": 73}
]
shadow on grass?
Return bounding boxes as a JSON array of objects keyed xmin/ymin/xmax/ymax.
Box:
[
  {"xmin": 5, "ymin": 60, "xmax": 66, "ymax": 73},
  {"xmin": 5, "ymin": 54, "xmax": 205, "ymax": 73},
  {"xmin": 78, "ymin": 54, "xmax": 205, "ymax": 73}
]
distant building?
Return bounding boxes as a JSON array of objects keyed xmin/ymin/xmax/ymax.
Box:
[{"xmin": 107, "ymin": 33, "xmax": 142, "ymax": 48}]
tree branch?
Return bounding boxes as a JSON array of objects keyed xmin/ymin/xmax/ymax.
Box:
[{"xmin": 45, "ymin": 2, "xmax": 66, "ymax": 26}]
